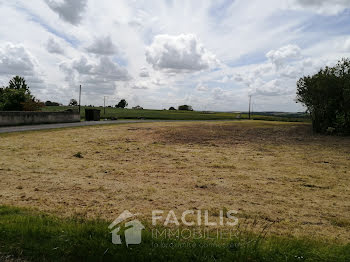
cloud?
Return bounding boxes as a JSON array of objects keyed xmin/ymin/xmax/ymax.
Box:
[
  {"xmin": 196, "ymin": 84, "xmax": 208, "ymax": 92},
  {"xmin": 279, "ymin": 65, "xmax": 303, "ymax": 79},
  {"xmin": 45, "ymin": 0, "xmax": 87, "ymax": 25},
  {"xmin": 60, "ymin": 56, "xmax": 130, "ymax": 95},
  {"xmin": 70, "ymin": 56, "xmax": 92, "ymax": 74},
  {"xmin": 232, "ymin": 74, "xmax": 244, "ymax": 82},
  {"xmin": 62, "ymin": 56, "xmax": 129, "ymax": 81},
  {"xmin": 46, "ymin": 38, "xmax": 65, "ymax": 55},
  {"xmin": 292, "ymin": 0, "xmax": 350, "ymax": 15},
  {"xmin": 219, "ymin": 75, "xmax": 230, "ymax": 83},
  {"xmin": 2, "ymin": 0, "xmax": 348, "ymax": 111},
  {"xmin": 152, "ymin": 78, "xmax": 163, "ymax": 86},
  {"xmin": 0, "ymin": 42, "xmax": 46, "ymax": 90},
  {"xmin": 93, "ymin": 57, "xmax": 130, "ymax": 81},
  {"xmin": 86, "ymin": 36, "xmax": 118, "ymax": 56},
  {"xmin": 266, "ymin": 45, "xmax": 302, "ymax": 69},
  {"xmin": 131, "ymin": 84, "xmax": 148, "ymax": 90},
  {"xmin": 252, "ymin": 79, "xmax": 291, "ymax": 96},
  {"xmin": 146, "ymin": 34, "xmax": 218, "ymax": 73},
  {"xmin": 302, "ymin": 58, "xmax": 313, "ymax": 67},
  {"xmin": 139, "ymin": 68, "xmax": 150, "ymax": 77},
  {"xmin": 0, "ymin": 42, "xmax": 36, "ymax": 76},
  {"xmin": 212, "ymin": 87, "xmax": 225, "ymax": 99},
  {"xmin": 344, "ymin": 38, "xmax": 350, "ymax": 51}
]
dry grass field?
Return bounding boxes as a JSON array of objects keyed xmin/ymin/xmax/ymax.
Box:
[{"xmin": 0, "ymin": 120, "xmax": 349, "ymax": 242}]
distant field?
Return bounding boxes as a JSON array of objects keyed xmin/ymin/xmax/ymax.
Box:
[{"xmin": 41, "ymin": 106, "xmax": 310, "ymax": 122}]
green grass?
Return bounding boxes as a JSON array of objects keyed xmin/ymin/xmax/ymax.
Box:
[
  {"xmin": 41, "ymin": 106, "xmax": 310, "ymax": 122},
  {"xmin": 0, "ymin": 206, "xmax": 349, "ymax": 261}
]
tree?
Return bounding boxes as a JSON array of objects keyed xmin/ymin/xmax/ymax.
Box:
[
  {"xmin": 69, "ymin": 99, "xmax": 78, "ymax": 106},
  {"xmin": 45, "ymin": 101, "xmax": 60, "ymax": 106},
  {"xmin": 0, "ymin": 76, "xmax": 41, "ymax": 111},
  {"xmin": 8, "ymin": 76, "xmax": 28, "ymax": 90},
  {"xmin": 178, "ymin": 105, "xmax": 193, "ymax": 111},
  {"xmin": 169, "ymin": 107, "xmax": 176, "ymax": 110},
  {"xmin": 296, "ymin": 58, "xmax": 350, "ymax": 134},
  {"xmin": 0, "ymin": 87, "xmax": 28, "ymax": 111},
  {"xmin": 116, "ymin": 99, "xmax": 128, "ymax": 108}
]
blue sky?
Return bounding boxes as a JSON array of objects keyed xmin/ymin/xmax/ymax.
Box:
[{"xmin": 0, "ymin": 0, "xmax": 350, "ymax": 111}]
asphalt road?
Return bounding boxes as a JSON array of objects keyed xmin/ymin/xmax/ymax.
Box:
[{"xmin": 0, "ymin": 120, "xmax": 177, "ymax": 134}]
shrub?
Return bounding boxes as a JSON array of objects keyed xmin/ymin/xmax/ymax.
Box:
[
  {"xmin": 178, "ymin": 105, "xmax": 193, "ymax": 111},
  {"xmin": 296, "ymin": 58, "xmax": 350, "ymax": 134},
  {"xmin": 73, "ymin": 152, "xmax": 83, "ymax": 158},
  {"xmin": 45, "ymin": 101, "xmax": 60, "ymax": 106}
]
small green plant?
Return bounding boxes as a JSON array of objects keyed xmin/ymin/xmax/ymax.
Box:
[{"xmin": 73, "ymin": 152, "xmax": 83, "ymax": 158}]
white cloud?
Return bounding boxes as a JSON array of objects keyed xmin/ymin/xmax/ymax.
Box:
[
  {"xmin": 0, "ymin": 42, "xmax": 46, "ymax": 90},
  {"xmin": 302, "ymin": 58, "xmax": 313, "ymax": 67},
  {"xmin": 196, "ymin": 84, "xmax": 208, "ymax": 92},
  {"xmin": 279, "ymin": 65, "xmax": 303, "ymax": 79},
  {"xmin": 252, "ymin": 79, "xmax": 291, "ymax": 96},
  {"xmin": 45, "ymin": 0, "xmax": 88, "ymax": 25},
  {"xmin": 146, "ymin": 34, "xmax": 218, "ymax": 73},
  {"xmin": 86, "ymin": 36, "xmax": 118, "ymax": 56},
  {"xmin": 46, "ymin": 38, "xmax": 65, "ymax": 55},
  {"xmin": 60, "ymin": 56, "xmax": 130, "ymax": 96},
  {"xmin": 131, "ymin": 84, "xmax": 148, "ymax": 90},
  {"xmin": 266, "ymin": 44, "xmax": 302, "ymax": 69},
  {"xmin": 292, "ymin": 0, "xmax": 350, "ymax": 15},
  {"xmin": 219, "ymin": 75, "xmax": 230, "ymax": 83},
  {"xmin": 212, "ymin": 87, "xmax": 225, "ymax": 99},
  {"xmin": 0, "ymin": 42, "xmax": 36, "ymax": 76},
  {"xmin": 344, "ymin": 38, "xmax": 350, "ymax": 51},
  {"xmin": 232, "ymin": 74, "xmax": 244, "ymax": 82},
  {"xmin": 139, "ymin": 68, "xmax": 150, "ymax": 77},
  {"xmin": 68, "ymin": 56, "xmax": 129, "ymax": 81},
  {"xmin": 93, "ymin": 57, "xmax": 130, "ymax": 81}
]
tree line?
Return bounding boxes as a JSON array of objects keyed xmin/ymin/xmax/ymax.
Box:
[{"xmin": 0, "ymin": 76, "xmax": 196, "ymax": 112}]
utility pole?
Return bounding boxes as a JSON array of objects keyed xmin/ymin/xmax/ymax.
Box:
[
  {"xmin": 78, "ymin": 85, "xmax": 82, "ymax": 113},
  {"xmin": 248, "ymin": 95, "xmax": 252, "ymax": 120},
  {"xmin": 104, "ymin": 96, "xmax": 107, "ymax": 116}
]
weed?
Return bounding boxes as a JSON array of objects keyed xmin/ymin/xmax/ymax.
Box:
[{"xmin": 73, "ymin": 152, "xmax": 83, "ymax": 158}]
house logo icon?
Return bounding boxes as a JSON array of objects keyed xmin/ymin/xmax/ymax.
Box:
[{"xmin": 108, "ymin": 210, "xmax": 145, "ymax": 247}]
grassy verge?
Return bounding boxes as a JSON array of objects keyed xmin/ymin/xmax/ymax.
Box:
[
  {"xmin": 41, "ymin": 106, "xmax": 310, "ymax": 122},
  {"xmin": 0, "ymin": 206, "xmax": 349, "ymax": 261}
]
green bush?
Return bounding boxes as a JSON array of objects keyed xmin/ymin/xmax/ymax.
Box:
[
  {"xmin": 178, "ymin": 105, "xmax": 193, "ymax": 111},
  {"xmin": 0, "ymin": 76, "xmax": 42, "ymax": 111},
  {"xmin": 296, "ymin": 58, "xmax": 350, "ymax": 134}
]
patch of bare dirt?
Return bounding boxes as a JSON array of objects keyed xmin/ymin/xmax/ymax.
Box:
[{"xmin": 150, "ymin": 122, "xmax": 315, "ymax": 146}]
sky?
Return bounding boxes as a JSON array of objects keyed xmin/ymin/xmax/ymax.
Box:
[{"xmin": 1, "ymin": 0, "xmax": 350, "ymax": 112}]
